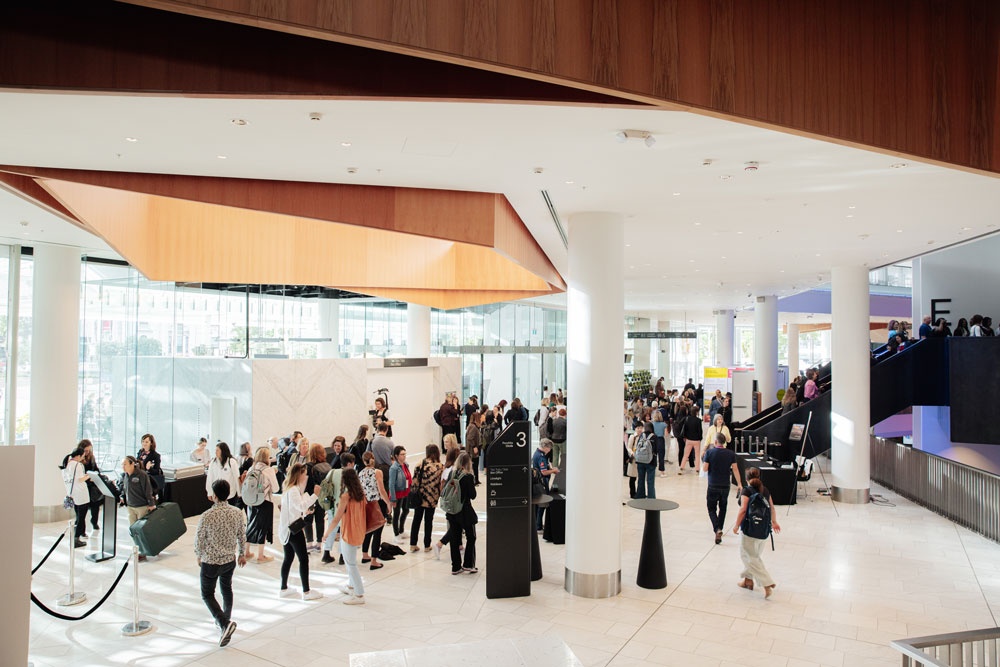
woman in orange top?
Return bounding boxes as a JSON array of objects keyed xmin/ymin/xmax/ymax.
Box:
[{"xmin": 324, "ymin": 467, "xmax": 368, "ymax": 605}]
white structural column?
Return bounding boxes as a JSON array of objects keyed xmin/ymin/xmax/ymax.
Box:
[
  {"xmin": 753, "ymin": 296, "xmax": 778, "ymax": 405},
  {"xmin": 656, "ymin": 320, "xmax": 671, "ymax": 386},
  {"xmin": 631, "ymin": 317, "xmax": 651, "ymax": 371},
  {"xmin": 317, "ymin": 298, "xmax": 340, "ymax": 359},
  {"xmin": 30, "ymin": 244, "xmax": 81, "ymax": 520},
  {"xmin": 831, "ymin": 265, "xmax": 871, "ymax": 503},
  {"xmin": 715, "ymin": 309, "xmax": 735, "ymax": 367},
  {"xmin": 565, "ymin": 212, "xmax": 623, "ymax": 598},
  {"xmin": 786, "ymin": 323, "xmax": 800, "ymax": 378},
  {"xmin": 406, "ymin": 303, "xmax": 431, "ymax": 357}
]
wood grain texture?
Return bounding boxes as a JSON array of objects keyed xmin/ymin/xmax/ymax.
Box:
[
  {"xmin": 112, "ymin": 0, "xmax": 1000, "ymax": 175},
  {"xmin": 5, "ymin": 167, "xmax": 564, "ymax": 309}
]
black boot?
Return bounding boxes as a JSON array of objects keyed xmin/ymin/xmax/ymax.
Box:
[
  {"xmin": 339, "ymin": 554, "xmax": 345, "ymax": 565},
  {"xmin": 321, "ymin": 550, "xmax": 335, "ymax": 564}
]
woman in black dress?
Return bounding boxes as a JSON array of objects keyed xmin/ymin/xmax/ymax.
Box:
[{"xmin": 136, "ymin": 433, "xmax": 163, "ymax": 501}]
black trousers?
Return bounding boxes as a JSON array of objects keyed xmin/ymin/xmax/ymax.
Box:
[
  {"xmin": 73, "ymin": 505, "xmax": 89, "ymax": 538},
  {"xmin": 200, "ymin": 560, "xmax": 235, "ymax": 629},
  {"xmin": 707, "ymin": 485, "xmax": 730, "ymax": 532},
  {"xmin": 409, "ymin": 505, "xmax": 435, "ymax": 547},
  {"xmin": 87, "ymin": 499, "xmax": 102, "ymax": 530},
  {"xmin": 280, "ymin": 531, "xmax": 310, "ymax": 592},
  {"xmin": 362, "ymin": 499, "xmax": 387, "ymax": 556},
  {"xmin": 446, "ymin": 515, "xmax": 476, "ymax": 571},
  {"xmin": 304, "ymin": 506, "xmax": 324, "ymax": 543},
  {"xmin": 392, "ymin": 500, "xmax": 410, "ymax": 536}
]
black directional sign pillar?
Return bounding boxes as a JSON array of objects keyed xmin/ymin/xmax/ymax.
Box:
[{"xmin": 483, "ymin": 421, "xmax": 532, "ymax": 599}]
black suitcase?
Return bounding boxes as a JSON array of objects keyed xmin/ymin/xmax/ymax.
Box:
[{"xmin": 129, "ymin": 502, "xmax": 186, "ymax": 556}]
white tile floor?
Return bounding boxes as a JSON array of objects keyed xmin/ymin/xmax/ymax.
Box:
[{"xmin": 27, "ymin": 459, "xmax": 1000, "ymax": 667}]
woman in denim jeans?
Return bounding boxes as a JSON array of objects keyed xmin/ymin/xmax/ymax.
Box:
[{"xmin": 634, "ymin": 421, "xmax": 657, "ymax": 499}]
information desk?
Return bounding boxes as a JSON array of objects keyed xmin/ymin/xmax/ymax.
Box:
[
  {"xmin": 626, "ymin": 498, "xmax": 679, "ymax": 589},
  {"xmin": 735, "ymin": 454, "xmax": 797, "ymax": 506},
  {"xmin": 162, "ymin": 474, "xmax": 212, "ymax": 518}
]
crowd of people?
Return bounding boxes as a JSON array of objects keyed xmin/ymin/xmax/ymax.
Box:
[
  {"xmin": 882, "ymin": 313, "xmax": 999, "ymax": 359},
  {"xmin": 59, "ymin": 381, "xmax": 781, "ymax": 648}
]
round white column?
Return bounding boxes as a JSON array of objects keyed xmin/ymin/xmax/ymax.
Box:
[
  {"xmin": 406, "ymin": 303, "xmax": 431, "ymax": 357},
  {"xmin": 831, "ymin": 265, "xmax": 871, "ymax": 503},
  {"xmin": 754, "ymin": 296, "xmax": 778, "ymax": 405},
  {"xmin": 30, "ymin": 244, "xmax": 81, "ymax": 519},
  {"xmin": 786, "ymin": 322, "xmax": 800, "ymax": 379},
  {"xmin": 565, "ymin": 212, "xmax": 623, "ymax": 598},
  {"xmin": 317, "ymin": 298, "xmax": 340, "ymax": 359},
  {"xmin": 715, "ymin": 309, "xmax": 735, "ymax": 366}
]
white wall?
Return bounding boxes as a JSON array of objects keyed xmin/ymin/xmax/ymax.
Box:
[
  {"xmin": 251, "ymin": 358, "xmax": 461, "ymax": 452},
  {"xmin": 2, "ymin": 445, "xmax": 32, "ymax": 666}
]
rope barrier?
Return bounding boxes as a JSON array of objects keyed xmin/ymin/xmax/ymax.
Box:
[
  {"xmin": 30, "ymin": 559, "xmax": 131, "ymax": 621},
  {"xmin": 31, "ymin": 532, "xmax": 65, "ymax": 575}
]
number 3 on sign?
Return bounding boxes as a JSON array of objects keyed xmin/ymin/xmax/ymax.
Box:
[{"xmin": 516, "ymin": 431, "xmax": 527, "ymax": 447}]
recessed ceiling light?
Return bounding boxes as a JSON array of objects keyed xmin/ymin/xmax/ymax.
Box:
[
  {"xmin": 625, "ymin": 244, "xmax": 631, "ymax": 248},
  {"xmin": 721, "ymin": 256, "xmax": 727, "ymax": 260},
  {"xmin": 736, "ymin": 231, "xmax": 743, "ymax": 235},
  {"xmin": 720, "ymin": 175, "xmax": 733, "ymax": 181},
  {"xmin": 565, "ymin": 180, "xmax": 574, "ymax": 185},
  {"xmin": 230, "ymin": 119, "xmax": 249, "ymax": 126},
  {"xmin": 672, "ymin": 192, "xmax": 681, "ymax": 196},
  {"xmin": 341, "ymin": 141, "xmax": 352, "ymax": 147},
  {"xmin": 846, "ymin": 214, "xmax": 854, "ymax": 218},
  {"xmin": 689, "ymin": 259, "xmax": 695, "ymax": 263},
  {"xmin": 779, "ymin": 270, "xmax": 785, "ymax": 273},
  {"xmin": 961, "ymin": 226, "xmax": 972, "ymax": 231},
  {"xmin": 216, "ymin": 155, "xmax": 227, "ymax": 159},
  {"xmin": 815, "ymin": 253, "xmax": 821, "ymax": 257},
  {"xmin": 629, "ymin": 265, "xmax": 635, "ymax": 269},
  {"xmin": 694, "ymin": 222, "xmax": 701, "ymax": 226},
  {"xmin": 890, "ymin": 162, "xmax": 907, "ymax": 169},
  {"xmin": 896, "ymin": 229, "xmax": 903, "ymax": 233},
  {"xmin": 848, "ymin": 205, "xmax": 856, "ymax": 209},
  {"xmin": 125, "ymin": 137, "xmax": 138, "ymax": 142}
]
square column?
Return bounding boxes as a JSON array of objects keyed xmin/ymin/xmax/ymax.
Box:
[
  {"xmin": 754, "ymin": 296, "xmax": 778, "ymax": 405},
  {"xmin": 407, "ymin": 303, "xmax": 431, "ymax": 358},
  {"xmin": 714, "ymin": 309, "xmax": 735, "ymax": 367},
  {"xmin": 565, "ymin": 212, "xmax": 623, "ymax": 598}
]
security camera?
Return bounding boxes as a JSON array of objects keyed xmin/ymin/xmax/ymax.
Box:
[
  {"xmin": 346, "ymin": 167, "xmax": 358, "ymax": 174},
  {"xmin": 309, "ymin": 112, "xmax": 322, "ymax": 121}
]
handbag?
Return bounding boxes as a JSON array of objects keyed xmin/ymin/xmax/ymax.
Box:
[
  {"xmin": 407, "ymin": 463, "xmax": 423, "ymax": 509},
  {"xmin": 626, "ymin": 460, "xmax": 638, "ymax": 478},
  {"xmin": 288, "ymin": 515, "xmax": 306, "ymax": 535},
  {"xmin": 63, "ymin": 463, "xmax": 77, "ymax": 510},
  {"xmin": 365, "ymin": 500, "xmax": 386, "ymax": 534}
]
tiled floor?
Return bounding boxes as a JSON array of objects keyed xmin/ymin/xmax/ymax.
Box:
[{"xmin": 27, "ymin": 458, "xmax": 1000, "ymax": 667}]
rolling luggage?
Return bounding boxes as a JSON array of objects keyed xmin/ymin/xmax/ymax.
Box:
[{"xmin": 129, "ymin": 502, "xmax": 186, "ymax": 556}]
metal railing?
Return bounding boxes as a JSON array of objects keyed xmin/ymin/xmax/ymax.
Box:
[
  {"xmin": 870, "ymin": 436, "xmax": 1000, "ymax": 543},
  {"xmin": 892, "ymin": 627, "xmax": 1000, "ymax": 666}
]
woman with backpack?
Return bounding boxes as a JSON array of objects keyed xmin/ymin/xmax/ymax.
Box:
[
  {"xmin": 731, "ymin": 467, "xmax": 782, "ymax": 598},
  {"xmin": 245, "ymin": 447, "xmax": 278, "ymax": 563},
  {"xmin": 442, "ymin": 453, "xmax": 478, "ymax": 575},
  {"xmin": 633, "ymin": 422, "xmax": 657, "ymax": 499},
  {"xmin": 432, "ymin": 447, "xmax": 461, "ymax": 560},
  {"xmin": 409, "ymin": 444, "xmax": 444, "ymax": 552}
]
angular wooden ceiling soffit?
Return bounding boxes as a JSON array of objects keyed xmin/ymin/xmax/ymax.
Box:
[{"xmin": 0, "ymin": 166, "xmax": 564, "ymax": 310}]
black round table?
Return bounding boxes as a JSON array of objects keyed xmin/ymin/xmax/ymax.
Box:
[
  {"xmin": 530, "ymin": 494, "xmax": 553, "ymax": 581},
  {"xmin": 627, "ymin": 498, "xmax": 679, "ymax": 589}
]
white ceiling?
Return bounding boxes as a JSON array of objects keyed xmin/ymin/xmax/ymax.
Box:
[{"xmin": 1, "ymin": 91, "xmax": 998, "ymax": 315}]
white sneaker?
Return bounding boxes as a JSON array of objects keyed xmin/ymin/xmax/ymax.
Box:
[
  {"xmin": 344, "ymin": 595, "xmax": 366, "ymax": 605},
  {"xmin": 432, "ymin": 543, "xmax": 441, "ymax": 560},
  {"xmin": 302, "ymin": 589, "xmax": 323, "ymax": 601},
  {"xmin": 278, "ymin": 588, "xmax": 298, "ymax": 599},
  {"xmin": 394, "ymin": 535, "xmax": 404, "ymax": 545},
  {"xmin": 339, "ymin": 585, "xmax": 354, "ymax": 596}
]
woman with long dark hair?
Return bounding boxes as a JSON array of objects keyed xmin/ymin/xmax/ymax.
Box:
[
  {"xmin": 206, "ymin": 442, "xmax": 241, "ymax": 505},
  {"xmin": 731, "ymin": 467, "xmax": 782, "ymax": 598},
  {"xmin": 62, "ymin": 446, "xmax": 91, "ymax": 548},
  {"xmin": 322, "ymin": 467, "xmax": 368, "ymax": 605},
  {"xmin": 359, "ymin": 451, "xmax": 389, "ymax": 570},
  {"xmin": 278, "ymin": 463, "xmax": 321, "ymax": 600},
  {"xmin": 409, "ymin": 444, "xmax": 444, "ymax": 552},
  {"xmin": 305, "ymin": 442, "xmax": 331, "ymax": 551},
  {"xmin": 328, "ymin": 436, "xmax": 347, "ymax": 469},
  {"xmin": 79, "ymin": 439, "xmax": 103, "ymax": 533},
  {"xmin": 136, "ymin": 433, "xmax": 163, "ymax": 500},
  {"xmin": 349, "ymin": 425, "xmax": 370, "ymax": 463}
]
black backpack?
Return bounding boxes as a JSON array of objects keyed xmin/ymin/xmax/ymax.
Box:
[
  {"xmin": 741, "ymin": 490, "xmax": 774, "ymax": 548},
  {"xmin": 433, "ymin": 409, "xmax": 442, "ymax": 426}
]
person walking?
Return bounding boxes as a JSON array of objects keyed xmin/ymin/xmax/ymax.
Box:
[
  {"xmin": 702, "ymin": 433, "xmax": 742, "ymax": 545},
  {"xmin": 444, "ymin": 453, "xmax": 478, "ymax": 575},
  {"xmin": 388, "ymin": 445, "xmax": 412, "ymax": 544},
  {"xmin": 731, "ymin": 467, "xmax": 782, "ymax": 598},
  {"xmin": 680, "ymin": 404, "xmax": 704, "ymax": 475},
  {"xmin": 278, "ymin": 463, "xmax": 322, "ymax": 600},
  {"xmin": 194, "ymin": 479, "xmax": 247, "ymax": 647},
  {"xmin": 121, "ymin": 456, "xmax": 157, "ymax": 561},
  {"xmin": 409, "ymin": 444, "xmax": 444, "ymax": 552},
  {"xmin": 322, "ymin": 467, "xmax": 368, "ymax": 605}
]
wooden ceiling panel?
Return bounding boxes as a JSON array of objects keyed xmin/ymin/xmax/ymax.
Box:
[{"xmin": 5, "ymin": 166, "xmax": 563, "ymax": 309}]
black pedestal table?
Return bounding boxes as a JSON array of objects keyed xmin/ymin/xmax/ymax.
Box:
[
  {"xmin": 626, "ymin": 498, "xmax": 679, "ymax": 589},
  {"xmin": 530, "ymin": 494, "xmax": 553, "ymax": 581}
]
